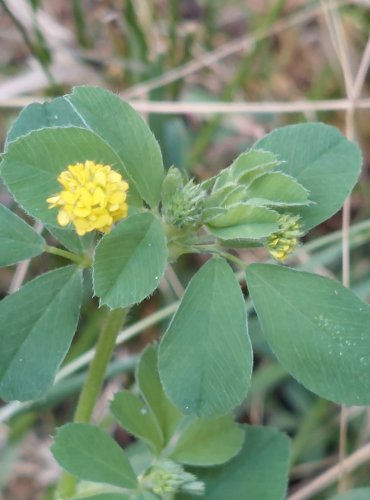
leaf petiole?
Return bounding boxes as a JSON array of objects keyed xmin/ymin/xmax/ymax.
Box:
[{"xmin": 44, "ymin": 244, "xmax": 91, "ymax": 268}]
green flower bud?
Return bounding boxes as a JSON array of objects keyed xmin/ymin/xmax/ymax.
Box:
[
  {"xmin": 162, "ymin": 168, "xmax": 206, "ymax": 229},
  {"xmin": 143, "ymin": 459, "xmax": 205, "ymax": 497}
]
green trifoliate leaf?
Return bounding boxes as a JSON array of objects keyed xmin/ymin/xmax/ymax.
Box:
[
  {"xmin": 51, "ymin": 423, "xmax": 137, "ymax": 489},
  {"xmin": 243, "ymin": 171, "xmax": 310, "ymax": 207},
  {"xmin": 246, "ymin": 264, "xmax": 370, "ymax": 405},
  {"xmin": 209, "ymin": 149, "xmax": 279, "ymax": 194},
  {"xmin": 6, "ymin": 86, "xmax": 164, "ymax": 207},
  {"xmin": 0, "ymin": 204, "xmax": 45, "ymax": 266},
  {"xmin": 255, "ymin": 123, "xmax": 362, "ymax": 230},
  {"xmin": 0, "ymin": 127, "xmax": 140, "ymax": 227},
  {"xmin": 0, "ymin": 266, "xmax": 82, "ymax": 401},
  {"xmin": 205, "ymin": 204, "xmax": 279, "ymax": 240},
  {"xmin": 93, "ymin": 212, "xmax": 167, "ymax": 309},
  {"xmin": 159, "ymin": 258, "xmax": 253, "ymax": 417}
]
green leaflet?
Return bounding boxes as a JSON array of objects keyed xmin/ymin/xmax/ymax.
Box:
[
  {"xmin": 137, "ymin": 345, "xmax": 182, "ymax": 444},
  {"xmin": 159, "ymin": 258, "xmax": 252, "ymax": 417},
  {"xmin": 93, "ymin": 213, "xmax": 167, "ymax": 309},
  {"xmin": 0, "ymin": 266, "xmax": 82, "ymax": 401},
  {"xmin": 206, "ymin": 204, "xmax": 279, "ymax": 240},
  {"xmin": 110, "ymin": 391, "xmax": 164, "ymax": 454},
  {"xmin": 255, "ymin": 123, "xmax": 362, "ymax": 230},
  {"xmin": 0, "ymin": 204, "xmax": 44, "ymax": 266},
  {"xmin": 52, "ymin": 423, "xmax": 137, "ymax": 489},
  {"xmin": 169, "ymin": 415, "xmax": 245, "ymax": 466},
  {"xmin": 1, "ymin": 127, "xmax": 140, "ymax": 227},
  {"xmin": 47, "ymin": 225, "xmax": 95, "ymax": 255},
  {"xmin": 178, "ymin": 426, "xmax": 290, "ymax": 500},
  {"xmin": 246, "ymin": 263, "xmax": 370, "ymax": 405},
  {"xmin": 6, "ymin": 87, "xmax": 164, "ymax": 207},
  {"xmin": 243, "ymin": 171, "xmax": 310, "ymax": 207}
]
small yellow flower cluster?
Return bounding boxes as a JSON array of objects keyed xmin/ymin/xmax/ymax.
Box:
[
  {"xmin": 267, "ymin": 214, "xmax": 301, "ymax": 262},
  {"xmin": 47, "ymin": 160, "xmax": 129, "ymax": 236}
]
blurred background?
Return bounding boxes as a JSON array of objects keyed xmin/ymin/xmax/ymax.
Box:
[{"xmin": 0, "ymin": 1, "xmax": 370, "ymax": 499}]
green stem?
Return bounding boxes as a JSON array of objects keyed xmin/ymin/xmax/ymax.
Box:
[
  {"xmin": 58, "ymin": 307, "xmax": 127, "ymax": 498},
  {"xmin": 219, "ymin": 251, "xmax": 249, "ymax": 270},
  {"xmin": 191, "ymin": 243, "xmax": 249, "ymax": 270},
  {"xmin": 74, "ymin": 307, "xmax": 127, "ymax": 422},
  {"xmin": 44, "ymin": 244, "xmax": 91, "ymax": 267}
]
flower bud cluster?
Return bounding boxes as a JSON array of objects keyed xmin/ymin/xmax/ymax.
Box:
[
  {"xmin": 267, "ymin": 214, "xmax": 302, "ymax": 261},
  {"xmin": 162, "ymin": 167, "xmax": 206, "ymax": 229},
  {"xmin": 145, "ymin": 460, "xmax": 205, "ymax": 496}
]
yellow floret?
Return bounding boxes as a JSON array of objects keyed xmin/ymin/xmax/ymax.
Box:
[
  {"xmin": 46, "ymin": 161, "xmax": 129, "ymax": 235},
  {"xmin": 266, "ymin": 214, "xmax": 301, "ymax": 262}
]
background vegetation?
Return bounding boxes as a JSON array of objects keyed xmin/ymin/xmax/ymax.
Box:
[{"xmin": 0, "ymin": 1, "xmax": 369, "ymax": 499}]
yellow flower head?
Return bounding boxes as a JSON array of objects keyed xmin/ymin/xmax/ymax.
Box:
[
  {"xmin": 47, "ymin": 160, "xmax": 129, "ymax": 236},
  {"xmin": 267, "ymin": 214, "xmax": 302, "ymax": 262}
]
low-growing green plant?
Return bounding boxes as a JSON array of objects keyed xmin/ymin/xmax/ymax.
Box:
[{"xmin": 0, "ymin": 86, "xmax": 368, "ymax": 499}]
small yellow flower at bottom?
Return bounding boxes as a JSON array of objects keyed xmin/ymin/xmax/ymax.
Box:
[
  {"xmin": 46, "ymin": 160, "xmax": 129, "ymax": 236},
  {"xmin": 267, "ymin": 214, "xmax": 302, "ymax": 262}
]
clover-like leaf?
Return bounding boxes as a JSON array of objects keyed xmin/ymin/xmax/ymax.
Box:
[
  {"xmin": 0, "ymin": 204, "xmax": 45, "ymax": 266},
  {"xmin": 159, "ymin": 258, "xmax": 252, "ymax": 417},
  {"xmin": 0, "ymin": 266, "xmax": 82, "ymax": 401},
  {"xmin": 93, "ymin": 213, "xmax": 167, "ymax": 309}
]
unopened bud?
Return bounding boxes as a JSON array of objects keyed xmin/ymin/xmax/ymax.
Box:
[
  {"xmin": 162, "ymin": 169, "xmax": 206, "ymax": 228},
  {"xmin": 143, "ymin": 459, "xmax": 205, "ymax": 497}
]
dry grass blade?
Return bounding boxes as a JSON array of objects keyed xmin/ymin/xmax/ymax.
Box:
[
  {"xmin": 2, "ymin": 97, "xmax": 370, "ymax": 113},
  {"xmin": 353, "ymin": 36, "xmax": 370, "ymax": 98},
  {"xmin": 122, "ymin": 1, "xmax": 352, "ymax": 100},
  {"xmin": 288, "ymin": 441, "xmax": 370, "ymax": 500}
]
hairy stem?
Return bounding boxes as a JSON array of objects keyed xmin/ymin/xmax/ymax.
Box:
[{"xmin": 58, "ymin": 307, "xmax": 127, "ymax": 498}]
